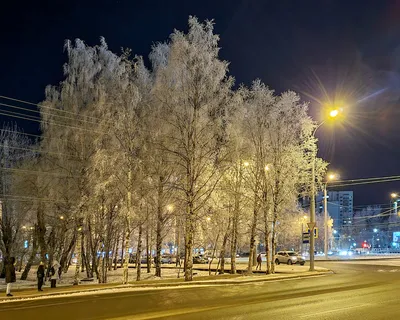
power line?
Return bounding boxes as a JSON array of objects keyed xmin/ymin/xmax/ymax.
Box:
[
  {"xmin": 0, "ymin": 94, "xmax": 105, "ymax": 123},
  {"xmin": 0, "ymin": 167, "xmax": 81, "ymax": 178},
  {"xmin": 0, "ymin": 143, "xmax": 79, "ymax": 158},
  {"xmin": 0, "ymin": 109, "xmax": 106, "ymax": 135}
]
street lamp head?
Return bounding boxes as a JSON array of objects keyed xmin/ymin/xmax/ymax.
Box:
[
  {"xmin": 373, "ymin": 228, "xmax": 378, "ymax": 233},
  {"xmin": 206, "ymin": 217, "xmax": 211, "ymax": 222},
  {"xmin": 243, "ymin": 161, "xmax": 250, "ymax": 167},
  {"xmin": 328, "ymin": 173, "xmax": 337, "ymax": 181},
  {"xmin": 329, "ymin": 109, "xmax": 339, "ymax": 118},
  {"xmin": 167, "ymin": 205, "xmax": 174, "ymax": 212},
  {"xmin": 265, "ymin": 164, "xmax": 270, "ymax": 171},
  {"xmin": 391, "ymin": 193, "xmax": 398, "ymax": 198}
]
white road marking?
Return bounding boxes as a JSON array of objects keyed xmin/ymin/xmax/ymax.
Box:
[{"xmin": 299, "ymin": 303, "xmax": 373, "ymax": 318}]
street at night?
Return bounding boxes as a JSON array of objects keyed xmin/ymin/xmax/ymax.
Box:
[
  {"xmin": 3, "ymin": 2, "xmax": 400, "ymax": 319},
  {"xmin": 2, "ymin": 260, "xmax": 400, "ymax": 319}
]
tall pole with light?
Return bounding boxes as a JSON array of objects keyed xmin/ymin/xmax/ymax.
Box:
[
  {"xmin": 309, "ymin": 108, "xmax": 341, "ymax": 271},
  {"xmin": 324, "ymin": 173, "xmax": 337, "ymax": 259}
]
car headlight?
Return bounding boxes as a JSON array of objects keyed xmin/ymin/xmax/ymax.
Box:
[{"xmin": 291, "ymin": 257, "xmax": 297, "ymax": 260}]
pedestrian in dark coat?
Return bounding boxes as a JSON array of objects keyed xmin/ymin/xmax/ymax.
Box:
[
  {"xmin": 256, "ymin": 253, "xmax": 262, "ymax": 270},
  {"xmin": 37, "ymin": 262, "xmax": 45, "ymax": 291},
  {"xmin": 5, "ymin": 257, "xmax": 16, "ymax": 297}
]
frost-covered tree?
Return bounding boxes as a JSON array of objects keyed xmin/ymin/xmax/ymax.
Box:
[
  {"xmin": 152, "ymin": 17, "xmax": 234, "ymax": 281},
  {"xmin": 0, "ymin": 124, "xmax": 35, "ymax": 276}
]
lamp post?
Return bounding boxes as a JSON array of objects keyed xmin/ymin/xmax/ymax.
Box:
[
  {"xmin": 309, "ymin": 108, "xmax": 341, "ymax": 271},
  {"xmin": 324, "ymin": 173, "xmax": 337, "ymax": 259}
]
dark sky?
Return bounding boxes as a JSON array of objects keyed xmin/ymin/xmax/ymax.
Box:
[{"xmin": 1, "ymin": 0, "xmax": 400, "ymax": 206}]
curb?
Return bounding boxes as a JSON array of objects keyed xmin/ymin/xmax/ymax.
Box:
[{"xmin": 0, "ymin": 271, "xmax": 331, "ymax": 303}]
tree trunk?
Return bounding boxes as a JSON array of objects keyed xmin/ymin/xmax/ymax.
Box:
[
  {"xmin": 247, "ymin": 202, "xmax": 259, "ymax": 273},
  {"xmin": 220, "ymin": 221, "xmax": 230, "ymax": 274},
  {"xmin": 184, "ymin": 203, "xmax": 194, "ymax": 281},
  {"xmin": 114, "ymin": 233, "xmax": 120, "ymax": 271},
  {"xmin": 20, "ymin": 226, "xmax": 39, "ymax": 280},
  {"xmin": 264, "ymin": 214, "xmax": 271, "ymax": 274},
  {"xmin": 155, "ymin": 212, "xmax": 162, "ymax": 277},
  {"xmin": 37, "ymin": 202, "xmax": 47, "ymax": 265},
  {"xmin": 271, "ymin": 219, "xmax": 277, "ymax": 274},
  {"xmin": 122, "ymin": 222, "xmax": 130, "ymax": 284},
  {"xmin": 73, "ymin": 229, "xmax": 81, "ymax": 285},
  {"xmin": 136, "ymin": 223, "xmax": 143, "ymax": 281},
  {"xmin": 123, "ymin": 170, "xmax": 132, "ymax": 284},
  {"xmin": 146, "ymin": 223, "xmax": 151, "ymax": 273},
  {"xmin": 231, "ymin": 206, "xmax": 239, "ymax": 274},
  {"xmin": 175, "ymin": 216, "xmax": 181, "ymax": 267},
  {"xmin": 60, "ymin": 232, "xmax": 76, "ymax": 273}
]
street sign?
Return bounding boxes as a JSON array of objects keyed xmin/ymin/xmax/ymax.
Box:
[
  {"xmin": 307, "ymin": 222, "xmax": 316, "ymax": 230},
  {"xmin": 302, "ymin": 232, "xmax": 310, "ymax": 244},
  {"xmin": 307, "ymin": 228, "xmax": 318, "ymax": 239}
]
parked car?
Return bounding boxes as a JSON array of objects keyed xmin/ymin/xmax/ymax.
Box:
[
  {"xmin": 193, "ymin": 255, "xmax": 208, "ymax": 264},
  {"xmin": 274, "ymin": 251, "xmax": 305, "ymax": 265},
  {"xmin": 160, "ymin": 254, "xmax": 176, "ymax": 264}
]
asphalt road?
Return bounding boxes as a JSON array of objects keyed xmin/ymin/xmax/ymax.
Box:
[{"xmin": 2, "ymin": 260, "xmax": 400, "ymax": 320}]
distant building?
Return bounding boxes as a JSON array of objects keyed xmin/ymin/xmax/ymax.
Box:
[{"xmin": 317, "ymin": 190, "xmax": 354, "ymax": 232}]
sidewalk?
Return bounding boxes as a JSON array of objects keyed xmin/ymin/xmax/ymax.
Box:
[{"xmin": 0, "ymin": 265, "xmax": 330, "ymax": 303}]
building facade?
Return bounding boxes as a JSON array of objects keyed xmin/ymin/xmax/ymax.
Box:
[{"xmin": 317, "ymin": 190, "xmax": 354, "ymax": 236}]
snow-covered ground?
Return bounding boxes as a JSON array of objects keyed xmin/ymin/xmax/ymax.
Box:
[{"xmin": 0, "ymin": 265, "xmax": 210, "ymax": 291}]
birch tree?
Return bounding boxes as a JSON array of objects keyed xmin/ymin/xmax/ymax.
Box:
[{"xmin": 152, "ymin": 17, "xmax": 234, "ymax": 281}]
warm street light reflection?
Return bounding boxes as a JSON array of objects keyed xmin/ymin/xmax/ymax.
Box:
[{"xmin": 391, "ymin": 193, "xmax": 398, "ymax": 198}]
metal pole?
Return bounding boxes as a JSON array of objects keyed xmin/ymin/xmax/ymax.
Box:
[
  {"xmin": 309, "ymin": 155, "xmax": 316, "ymax": 271},
  {"xmin": 324, "ymin": 184, "xmax": 328, "ymax": 259},
  {"xmin": 301, "ymin": 223, "xmax": 303, "ymax": 254}
]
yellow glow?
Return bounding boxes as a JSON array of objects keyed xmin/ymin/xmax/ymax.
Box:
[
  {"xmin": 206, "ymin": 217, "xmax": 211, "ymax": 222},
  {"xmin": 22, "ymin": 226, "xmax": 26, "ymax": 229},
  {"xmin": 329, "ymin": 109, "xmax": 339, "ymax": 117},
  {"xmin": 60, "ymin": 216, "xmax": 64, "ymax": 220},
  {"xmin": 303, "ymin": 215, "xmax": 307, "ymax": 220},
  {"xmin": 328, "ymin": 173, "xmax": 337, "ymax": 181},
  {"xmin": 243, "ymin": 161, "xmax": 250, "ymax": 167},
  {"xmin": 391, "ymin": 193, "xmax": 398, "ymax": 198},
  {"xmin": 265, "ymin": 165, "xmax": 270, "ymax": 171},
  {"xmin": 167, "ymin": 205, "xmax": 174, "ymax": 212}
]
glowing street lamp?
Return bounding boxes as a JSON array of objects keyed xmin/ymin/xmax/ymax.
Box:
[
  {"xmin": 309, "ymin": 107, "xmax": 342, "ymax": 271},
  {"xmin": 329, "ymin": 109, "xmax": 339, "ymax": 118}
]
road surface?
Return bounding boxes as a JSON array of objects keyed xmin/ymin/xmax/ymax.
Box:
[{"xmin": 2, "ymin": 260, "xmax": 400, "ymax": 319}]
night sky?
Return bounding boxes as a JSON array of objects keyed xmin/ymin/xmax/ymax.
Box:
[{"xmin": 1, "ymin": 0, "xmax": 400, "ymax": 207}]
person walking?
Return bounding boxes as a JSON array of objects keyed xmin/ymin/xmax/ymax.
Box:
[
  {"xmin": 37, "ymin": 262, "xmax": 45, "ymax": 291},
  {"xmin": 256, "ymin": 253, "xmax": 262, "ymax": 270},
  {"xmin": 5, "ymin": 257, "xmax": 16, "ymax": 297}
]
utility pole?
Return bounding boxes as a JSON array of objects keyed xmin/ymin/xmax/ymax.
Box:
[
  {"xmin": 324, "ymin": 185, "xmax": 328, "ymax": 259},
  {"xmin": 309, "ymin": 154, "xmax": 316, "ymax": 271}
]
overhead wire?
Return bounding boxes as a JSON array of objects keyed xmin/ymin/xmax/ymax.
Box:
[{"xmin": 0, "ymin": 94, "xmax": 105, "ymax": 123}]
